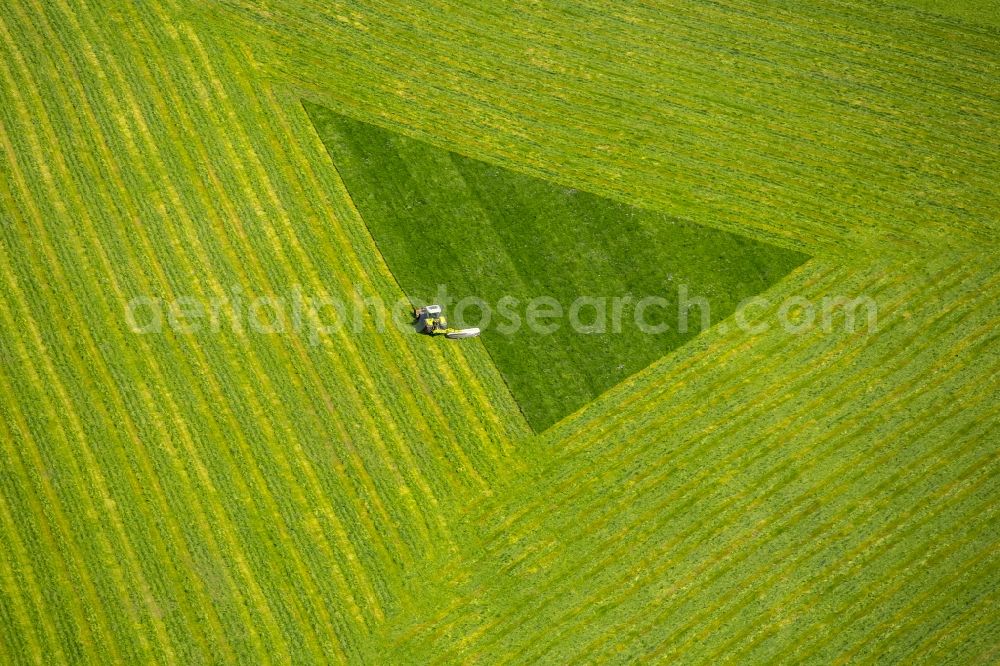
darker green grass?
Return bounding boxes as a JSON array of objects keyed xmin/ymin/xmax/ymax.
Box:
[{"xmin": 306, "ymin": 102, "xmax": 808, "ymax": 431}]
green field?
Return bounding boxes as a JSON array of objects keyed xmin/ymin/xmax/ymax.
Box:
[
  {"xmin": 899, "ymin": 0, "xmax": 1000, "ymax": 27},
  {"xmin": 306, "ymin": 104, "xmax": 808, "ymax": 430},
  {"xmin": 0, "ymin": 0, "xmax": 998, "ymax": 663}
]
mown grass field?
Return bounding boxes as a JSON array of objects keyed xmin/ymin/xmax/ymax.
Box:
[
  {"xmin": 900, "ymin": 0, "xmax": 1000, "ymax": 27},
  {"xmin": 0, "ymin": 0, "xmax": 998, "ymax": 663},
  {"xmin": 305, "ymin": 104, "xmax": 807, "ymax": 430},
  {"xmin": 0, "ymin": 0, "xmax": 527, "ymax": 661}
]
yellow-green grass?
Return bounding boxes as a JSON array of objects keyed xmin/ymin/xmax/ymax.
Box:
[
  {"xmin": 304, "ymin": 104, "xmax": 807, "ymax": 431},
  {"xmin": 893, "ymin": 0, "xmax": 1000, "ymax": 28},
  {"xmin": 0, "ymin": 0, "xmax": 997, "ymax": 662},
  {"xmin": 0, "ymin": 0, "xmax": 526, "ymax": 661},
  {"xmin": 207, "ymin": 0, "xmax": 999, "ymax": 260},
  {"xmin": 374, "ymin": 252, "xmax": 1000, "ymax": 662}
]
